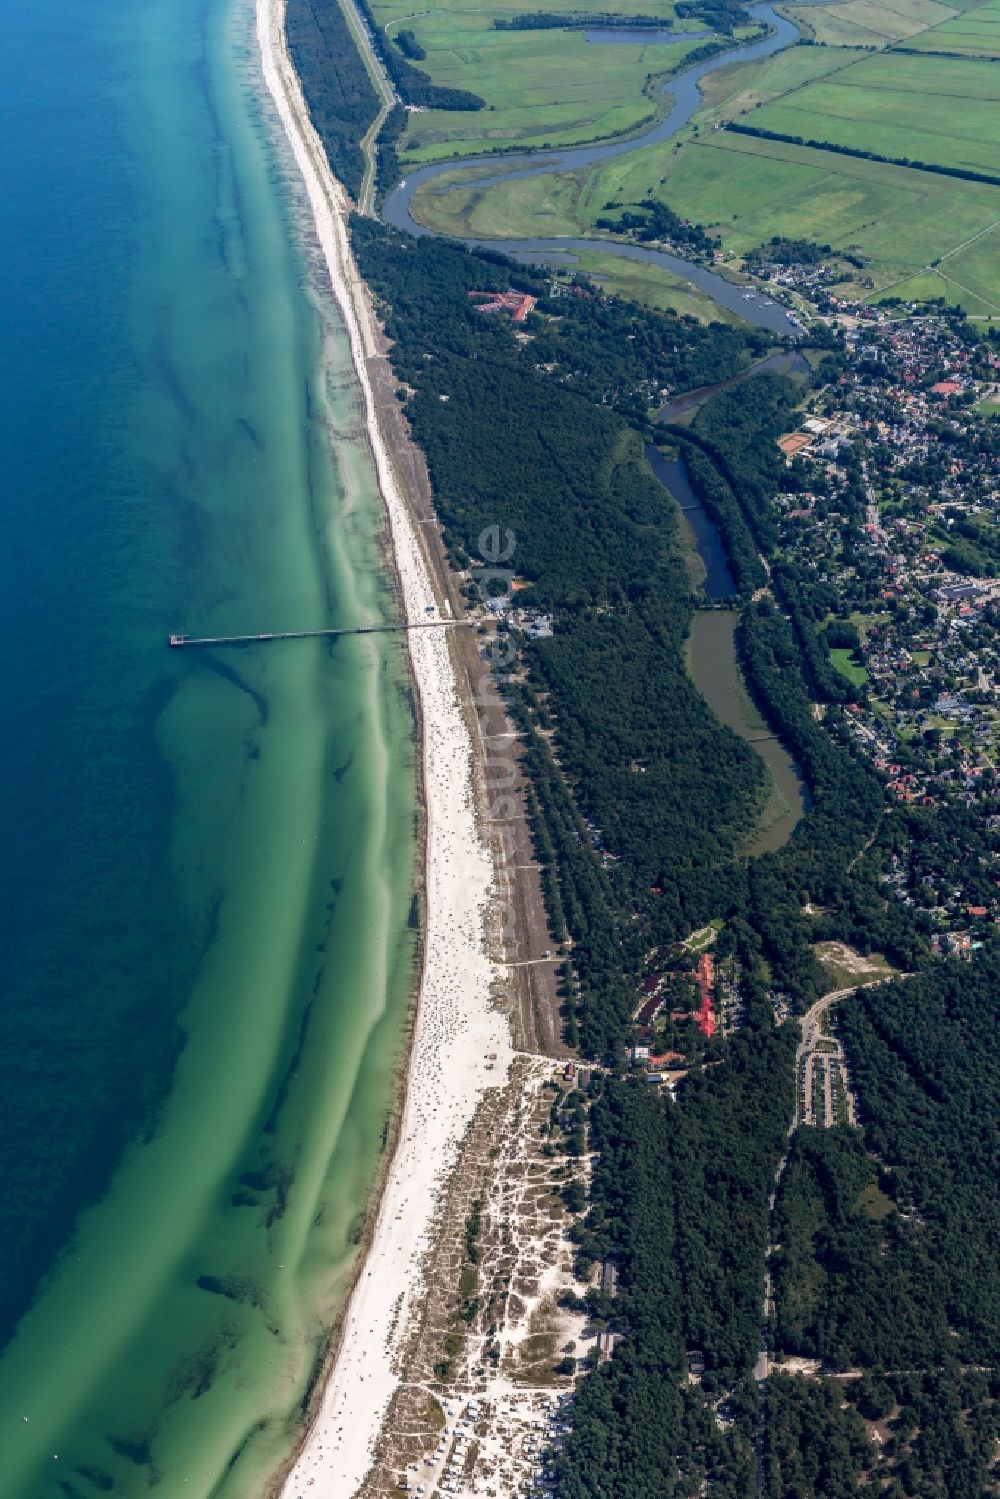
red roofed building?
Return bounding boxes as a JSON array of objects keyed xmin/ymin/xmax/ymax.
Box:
[
  {"xmin": 695, "ymin": 952, "xmax": 716, "ymax": 1039},
  {"xmin": 467, "ymin": 290, "xmax": 537, "ymax": 323},
  {"xmin": 649, "ymin": 1050, "xmax": 687, "ymax": 1067}
]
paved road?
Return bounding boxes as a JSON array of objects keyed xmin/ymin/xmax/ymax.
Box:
[
  {"xmin": 757, "ymin": 973, "xmax": 903, "ymax": 1388},
  {"xmin": 338, "ymin": 0, "xmax": 397, "ymax": 215}
]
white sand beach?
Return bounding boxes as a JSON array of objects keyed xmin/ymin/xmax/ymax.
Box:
[{"xmin": 256, "ymin": 0, "xmax": 514, "ymax": 1493}]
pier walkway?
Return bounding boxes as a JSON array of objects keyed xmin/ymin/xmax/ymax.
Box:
[{"xmin": 168, "ymin": 619, "xmax": 470, "ymax": 648}]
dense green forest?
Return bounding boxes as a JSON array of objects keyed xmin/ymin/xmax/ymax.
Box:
[
  {"xmin": 837, "ymin": 956, "xmax": 1000, "ymax": 1366},
  {"xmin": 394, "ymin": 28, "xmax": 425, "ymax": 59},
  {"xmin": 351, "ymin": 219, "xmax": 771, "ymax": 1057},
  {"xmin": 763, "ymin": 954, "xmax": 1000, "ymax": 1493},
  {"xmin": 285, "ymin": 0, "xmax": 381, "ymax": 199},
  {"xmin": 554, "ymin": 1015, "xmax": 794, "ymax": 1497},
  {"xmin": 763, "ymin": 1375, "xmax": 873, "ymax": 1498},
  {"xmin": 747, "ymin": 236, "xmax": 831, "ymax": 266},
  {"xmin": 677, "ymin": 0, "xmax": 752, "ymax": 31},
  {"xmin": 763, "ymin": 1366, "xmax": 1000, "ymax": 1498},
  {"xmin": 772, "ymin": 1127, "xmax": 945, "ymax": 1368},
  {"xmin": 345, "ymin": 213, "xmax": 993, "ymax": 1496},
  {"xmin": 595, "ymin": 198, "xmax": 714, "ymax": 253}
]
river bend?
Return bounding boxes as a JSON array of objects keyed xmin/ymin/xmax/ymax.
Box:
[{"xmin": 384, "ymin": 3, "xmax": 803, "ymax": 333}]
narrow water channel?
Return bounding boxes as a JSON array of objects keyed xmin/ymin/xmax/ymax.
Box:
[
  {"xmin": 646, "ymin": 443, "xmax": 737, "ymax": 600},
  {"xmin": 689, "ymin": 611, "xmax": 805, "ymax": 855},
  {"xmin": 645, "ymin": 442, "xmax": 805, "ymax": 854},
  {"xmin": 657, "ymin": 349, "xmax": 811, "ymax": 424}
]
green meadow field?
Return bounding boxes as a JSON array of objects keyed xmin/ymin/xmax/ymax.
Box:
[
  {"xmin": 905, "ymin": 0, "xmax": 1000, "ymax": 52},
  {"xmin": 546, "ymin": 247, "xmax": 746, "ymax": 319},
  {"xmin": 787, "ymin": 0, "xmax": 959, "ymax": 47},
  {"xmin": 749, "ymin": 52, "xmax": 1000, "ymax": 177},
  {"xmin": 886, "ymin": 224, "xmax": 1000, "ymax": 314},
  {"xmin": 652, "ymin": 133, "xmax": 1000, "ymax": 311},
  {"xmin": 691, "ymin": 41, "xmax": 870, "ymax": 120},
  {"xmin": 370, "ymin": 0, "xmax": 711, "ymax": 161},
  {"xmin": 395, "ymin": 0, "xmax": 1000, "ymax": 316},
  {"xmin": 412, "ymin": 166, "xmax": 586, "ymax": 237}
]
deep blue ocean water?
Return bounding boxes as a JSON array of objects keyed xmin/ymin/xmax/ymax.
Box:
[
  {"xmin": 0, "ymin": 0, "xmax": 202, "ymax": 1350},
  {"xmin": 0, "ymin": 0, "xmax": 418, "ymax": 1491}
]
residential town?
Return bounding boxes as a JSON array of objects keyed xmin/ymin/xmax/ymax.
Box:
[{"xmin": 769, "ymin": 306, "xmax": 1000, "ymax": 929}]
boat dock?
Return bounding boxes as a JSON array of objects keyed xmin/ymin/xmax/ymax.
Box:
[{"xmin": 168, "ymin": 619, "xmax": 470, "ymax": 648}]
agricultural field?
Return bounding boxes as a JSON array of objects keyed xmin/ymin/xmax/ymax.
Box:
[
  {"xmin": 654, "ymin": 130, "xmax": 1000, "ymax": 252},
  {"xmin": 655, "ymin": 133, "xmax": 1000, "ymax": 311},
  {"xmin": 395, "ymin": 0, "xmax": 1000, "ymax": 316},
  {"xmin": 690, "ymin": 38, "xmax": 870, "ymax": 119},
  {"xmin": 904, "ymin": 0, "xmax": 1000, "ymax": 53},
  {"xmin": 412, "ymin": 166, "xmax": 585, "ymax": 238},
  {"xmin": 411, "ymin": 128, "xmax": 1000, "ymax": 314},
  {"xmin": 786, "ymin": 0, "xmax": 959, "ymax": 47},
  {"xmin": 884, "ymin": 222, "xmax": 1000, "ymax": 314},
  {"xmin": 368, "ymin": 0, "xmax": 712, "ymax": 162},
  {"xmin": 748, "ymin": 51, "xmax": 1000, "ymax": 177}
]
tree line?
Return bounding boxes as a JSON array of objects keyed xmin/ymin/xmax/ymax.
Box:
[
  {"xmin": 285, "ymin": 0, "xmax": 382, "ymax": 199},
  {"xmin": 351, "ymin": 0, "xmax": 485, "ymax": 110},
  {"xmin": 727, "ymin": 121, "xmax": 1000, "ymax": 189},
  {"xmin": 494, "ymin": 10, "xmax": 673, "ymax": 28}
]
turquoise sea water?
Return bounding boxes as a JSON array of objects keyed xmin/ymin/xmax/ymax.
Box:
[{"xmin": 0, "ymin": 0, "xmax": 417, "ymax": 1493}]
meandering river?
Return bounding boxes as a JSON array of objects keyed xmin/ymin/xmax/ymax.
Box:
[
  {"xmin": 384, "ymin": 2, "xmax": 804, "ymax": 334},
  {"xmin": 382, "ymin": 13, "xmax": 809, "ymax": 849}
]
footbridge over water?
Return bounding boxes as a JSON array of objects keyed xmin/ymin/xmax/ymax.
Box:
[{"xmin": 168, "ymin": 619, "xmax": 471, "ymax": 648}]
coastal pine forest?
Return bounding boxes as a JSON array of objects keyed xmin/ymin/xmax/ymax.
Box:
[
  {"xmin": 290, "ymin": 0, "xmax": 1000, "ymax": 1491},
  {"xmin": 348, "ymin": 217, "xmax": 1000, "ymax": 1496}
]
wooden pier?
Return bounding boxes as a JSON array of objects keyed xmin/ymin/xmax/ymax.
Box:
[{"xmin": 168, "ymin": 619, "xmax": 470, "ymax": 649}]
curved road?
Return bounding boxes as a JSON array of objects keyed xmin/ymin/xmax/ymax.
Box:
[
  {"xmin": 382, "ymin": 4, "xmax": 805, "ymax": 334},
  {"xmin": 755, "ymin": 973, "xmax": 908, "ymax": 1383}
]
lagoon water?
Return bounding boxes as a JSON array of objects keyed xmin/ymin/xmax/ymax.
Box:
[{"xmin": 0, "ymin": 0, "xmax": 417, "ymax": 1494}]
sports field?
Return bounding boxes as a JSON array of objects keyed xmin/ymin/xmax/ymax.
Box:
[
  {"xmin": 749, "ymin": 51, "xmax": 1000, "ymax": 177},
  {"xmin": 905, "ymin": 0, "xmax": 1000, "ymax": 53}
]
